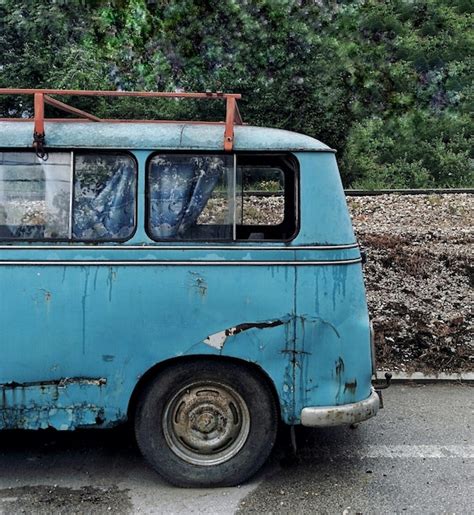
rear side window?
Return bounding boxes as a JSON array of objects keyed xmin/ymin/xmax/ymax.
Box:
[
  {"xmin": 147, "ymin": 153, "xmax": 297, "ymax": 241},
  {"xmin": 0, "ymin": 151, "xmax": 136, "ymax": 241},
  {"xmin": 236, "ymin": 155, "xmax": 296, "ymax": 240}
]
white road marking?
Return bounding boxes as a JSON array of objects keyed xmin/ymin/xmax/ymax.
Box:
[
  {"xmin": 364, "ymin": 445, "xmax": 474, "ymax": 458},
  {"xmin": 310, "ymin": 445, "xmax": 474, "ymax": 459},
  {"xmin": 354, "ymin": 445, "xmax": 474, "ymax": 458}
]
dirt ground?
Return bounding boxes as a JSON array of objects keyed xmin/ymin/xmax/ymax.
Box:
[
  {"xmin": 0, "ymin": 485, "xmax": 131, "ymax": 515},
  {"xmin": 349, "ymin": 193, "xmax": 473, "ymax": 374}
]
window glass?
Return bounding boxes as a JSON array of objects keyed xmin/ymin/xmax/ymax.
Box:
[
  {"xmin": 148, "ymin": 154, "xmax": 234, "ymax": 240},
  {"xmin": 147, "ymin": 154, "xmax": 297, "ymax": 241},
  {"xmin": 235, "ymin": 156, "xmax": 296, "ymax": 240},
  {"xmin": 239, "ymin": 167, "xmax": 285, "ymax": 226},
  {"xmin": 0, "ymin": 152, "xmax": 71, "ymax": 239},
  {"xmin": 0, "ymin": 151, "xmax": 136, "ymax": 241},
  {"xmin": 73, "ymin": 154, "xmax": 136, "ymax": 240}
]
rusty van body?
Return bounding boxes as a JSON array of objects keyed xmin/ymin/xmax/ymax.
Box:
[{"xmin": 0, "ymin": 89, "xmax": 379, "ymax": 487}]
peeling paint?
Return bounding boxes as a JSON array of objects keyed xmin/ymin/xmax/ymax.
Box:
[
  {"xmin": 1, "ymin": 377, "xmax": 107, "ymax": 389},
  {"xmin": 0, "ymin": 377, "xmax": 113, "ymax": 430},
  {"xmin": 189, "ymin": 271, "xmax": 208, "ymax": 297},
  {"xmin": 203, "ymin": 320, "xmax": 285, "ymax": 349},
  {"xmin": 282, "ymin": 358, "xmax": 295, "ymax": 423},
  {"xmin": 335, "ymin": 357, "xmax": 345, "ymax": 404},
  {"xmin": 0, "ymin": 405, "xmax": 110, "ymax": 430}
]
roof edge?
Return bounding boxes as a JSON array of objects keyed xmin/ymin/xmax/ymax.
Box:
[{"xmin": 0, "ymin": 121, "xmax": 334, "ymax": 153}]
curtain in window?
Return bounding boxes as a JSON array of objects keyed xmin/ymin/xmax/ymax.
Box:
[
  {"xmin": 149, "ymin": 156, "xmax": 224, "ymax": 238},
  {"xmin": 73, "ymin": 161, "xmax": 135, "ymax": 240}
]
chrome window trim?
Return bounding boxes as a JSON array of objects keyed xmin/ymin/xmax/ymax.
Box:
[
  {"xmin": 68, "ymin": 151, "xmax": 74, "ymax": 239},
  {"xmin": 0, "ymin": 243, "xmax": 359, "ymax": 251},
  {"xmin": 0, "ymin": 258, "xmax": 362, "ymax": 266}
]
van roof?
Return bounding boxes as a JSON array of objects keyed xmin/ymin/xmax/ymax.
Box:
[{"xmin": 0, "ymin": 121, "xmax": 333, "ymax": 153}]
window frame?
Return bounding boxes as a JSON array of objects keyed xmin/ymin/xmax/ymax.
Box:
[
  {"xmin": 72, "ymin": 150, "xmax": 138, "ymax": 243},
  {"xmin": 0, "ymin": 148, "xmax": 138, "ymax": 243},
  {"xmin": 235, "ymin": 153, "xmax": 299, "ymax": 241},
  {"xmin": 145, "ymin": 151, "xmax": 299, "ymax": 243}
]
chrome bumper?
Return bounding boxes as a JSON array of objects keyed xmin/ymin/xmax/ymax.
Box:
[{"xmin": 300, "ymin": 388, "xmax": 380, "ymax": 427}]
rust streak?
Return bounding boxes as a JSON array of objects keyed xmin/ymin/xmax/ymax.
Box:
[{"xmin": 344, "ymin": 380, "xmax": 358, "ymax": 393}]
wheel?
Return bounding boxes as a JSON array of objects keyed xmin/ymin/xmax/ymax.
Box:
[{"xmin": 134, "ymin": 360, "xmax": 278, "ymax": 487}]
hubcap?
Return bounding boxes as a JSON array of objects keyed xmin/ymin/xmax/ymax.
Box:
[{"xmin": 163, "ymin": 381, "xmax": 250, "ymax": 466}]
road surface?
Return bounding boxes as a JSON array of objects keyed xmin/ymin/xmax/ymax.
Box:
[{"xmin": 0, "ymin": 384, "xmax": 472, "ymax": 514}]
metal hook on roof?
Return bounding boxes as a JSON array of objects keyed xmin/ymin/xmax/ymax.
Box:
[
  {"xmin": 33, "ymin": 92, "xmax": 48, "ymax": 160},
  {"xmin": 33, "ymin": 131, "xmax": 48, "ymax": 161}
]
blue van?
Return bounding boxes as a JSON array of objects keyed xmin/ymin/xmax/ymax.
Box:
[{"xmin": 0, "ymin": 89, "xmax": 381, "ymax": 487}]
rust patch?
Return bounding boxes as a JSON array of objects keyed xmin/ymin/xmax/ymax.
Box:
[
  {"xmin": 1, "ymin": 377, "xmax": 106, "ymax": 389},
  {"xmin": 344, "ymin": 379, "xmax": 357, "ymax": 394}
]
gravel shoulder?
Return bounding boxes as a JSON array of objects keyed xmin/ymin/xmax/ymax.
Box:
[{"xmin": 349, "ymin": 193, "xmax": 473, "ymax": 374}]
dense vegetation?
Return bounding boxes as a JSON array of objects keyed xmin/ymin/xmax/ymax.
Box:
[{"xmin": 0, "ymin": 0, "xmax": 472, "ymax": 187}]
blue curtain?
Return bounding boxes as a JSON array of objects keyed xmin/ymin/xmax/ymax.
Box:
[
  {"xmin": 73, "ymin": 162, "xmax": 135, "ymax": 240},
  {"xmin": 149, "ymin": 156, "xmax": 224, "ymax": 238}
]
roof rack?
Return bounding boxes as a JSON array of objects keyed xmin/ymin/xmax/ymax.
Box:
[{"xmin": 0, "ymin": 88, "xmax": 243, "ymax": 156}]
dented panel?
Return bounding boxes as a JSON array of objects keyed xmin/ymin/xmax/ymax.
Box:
[{"xmin": 204, "ymin": 320, "xmax": 285, "ymax": 349}]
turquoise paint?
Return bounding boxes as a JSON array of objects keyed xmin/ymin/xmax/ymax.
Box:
[
  {"xmin": 292, "ymin": 152, "xmax": 356, "ymax": 245},
  {"xmin": 0, "ymin": 122, "xmax": 332, "ymax": 152},
  {"xmin": 0, "ymin": 125, "xmax": 372, "ymax": 431}
]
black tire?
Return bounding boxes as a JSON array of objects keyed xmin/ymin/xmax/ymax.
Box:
[{"xmin": 134, "ymin": 360, "xmax": 278, "ymax": 487}]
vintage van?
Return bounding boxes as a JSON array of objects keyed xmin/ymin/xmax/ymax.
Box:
[{"xmin": 0, "ymin": 89, "xmax": 383, "ymax": 487}]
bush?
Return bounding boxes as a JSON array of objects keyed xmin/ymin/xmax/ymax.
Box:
[{"xmin": 344, "ymin": 111, "xmax": 473, "ymax": 188}]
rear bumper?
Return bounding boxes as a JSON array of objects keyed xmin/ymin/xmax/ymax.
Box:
[{"xmin": 300, "ymin": 388, "xmax": 380, "ymax": 427}]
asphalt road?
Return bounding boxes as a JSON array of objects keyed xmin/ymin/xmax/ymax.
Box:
[{"xmin": 0, "ymin": 384, "xmax": 472, "ymax": 514}]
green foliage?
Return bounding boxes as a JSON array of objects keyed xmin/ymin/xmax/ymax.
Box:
[
  {"xmin": 0, "ymin": 0, "xmax": 472, "ymax": 187},
  {"xmin": 336, "ymin": 0, "xmax": 473, "ymax": 187},
  {"xmin": 344, "ymin": 112, "xmax": 473, "ymax": 188}
]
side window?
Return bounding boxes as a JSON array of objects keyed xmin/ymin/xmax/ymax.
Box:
[
  {"xmin": 239, "ymin": 167, "xmax": 284, "ymax": 225},
  {"xmin": 236, "ymin": 156, "xmax": 296, "ymax": 240},
  {"xmin": 147, "ymin": 153, "xmax": 297, "ymax": 241},
  {"xmin": 0, "ymin": 152, "xmax": 71, "ymax": 239},
  {"xmin": 0, "ymin": 151, "xmax": 136, "ymax": 241},
  {"xmin": 73, "ymin": 154, "xmax": 136, "ymax": 240},
  {"xmin": 147, "ymin": 154, "xmax": 235, "ymax": 240}
]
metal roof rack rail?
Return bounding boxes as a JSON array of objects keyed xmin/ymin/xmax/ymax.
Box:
[{"xmin": 0, "ymin": 88, "xmax": 243, "ymax": 156}]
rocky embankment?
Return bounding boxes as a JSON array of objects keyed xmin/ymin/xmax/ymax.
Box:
[{"xmin": 349, "ymin": 193, "xmax": 473, "ymax": 373}]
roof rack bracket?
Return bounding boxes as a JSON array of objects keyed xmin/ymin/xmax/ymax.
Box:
[
  {"xmin": 0, "ymin": 88, "xmax": 244, "ymax": 153},
  {"xmin": 33, "ymin": 93, "xmax": 46, "ymax": 158}
]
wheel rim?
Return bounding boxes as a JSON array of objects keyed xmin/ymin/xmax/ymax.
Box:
[{"xmin": 162, "ymin": 381, "xmax": 251, "ymax": 466}]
